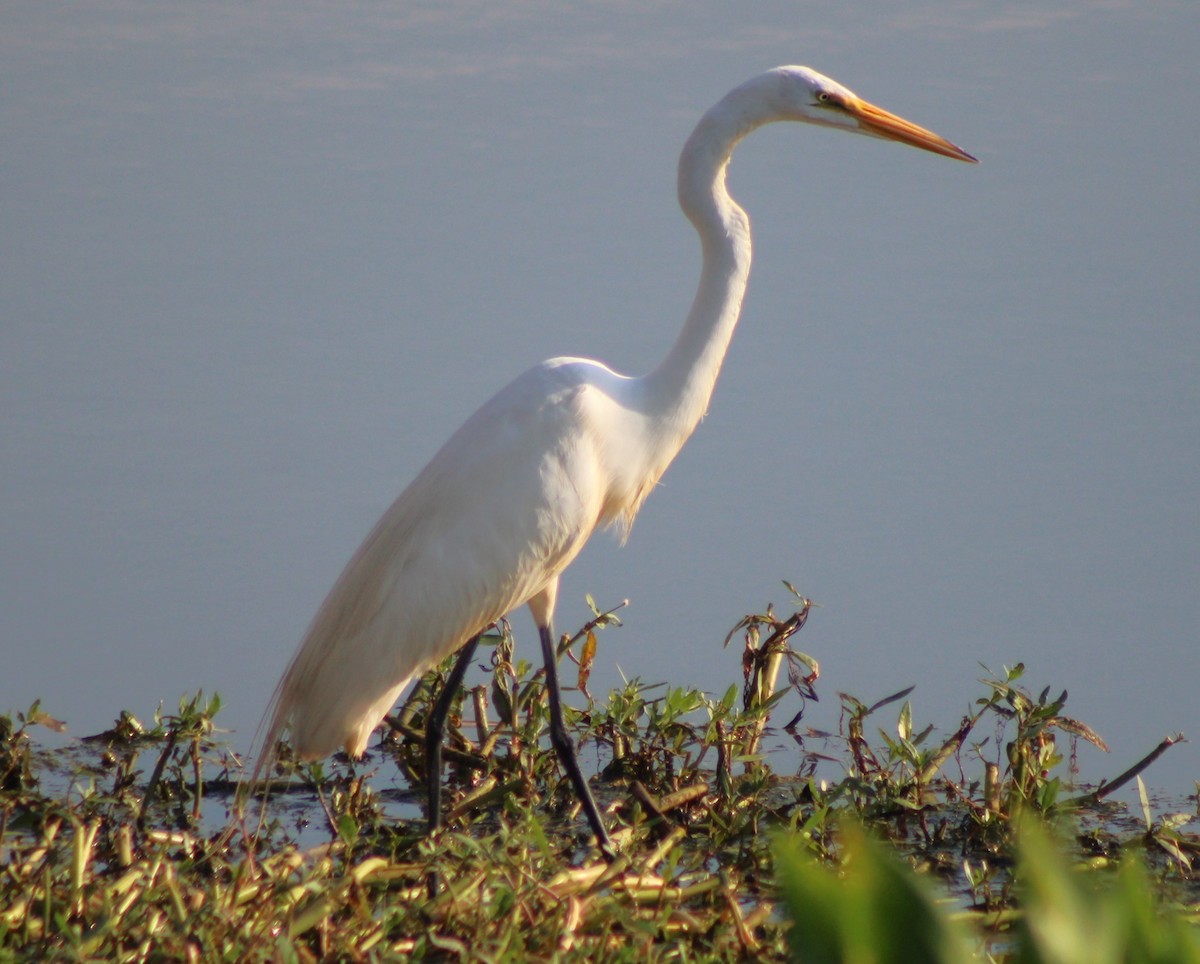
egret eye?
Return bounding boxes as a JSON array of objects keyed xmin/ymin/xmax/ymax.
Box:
[{"xmin": 815, "ymin": 91, "xmax": 842, "ymax": 108}]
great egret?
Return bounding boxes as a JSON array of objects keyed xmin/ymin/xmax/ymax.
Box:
[{"xmin": 255, "ymin": 66, "xmax": 975, "ymax": 854}]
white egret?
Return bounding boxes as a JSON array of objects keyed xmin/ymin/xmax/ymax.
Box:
[{"xmin": 255, "ymin": 66, "xmax": 975, "ymax": 854}]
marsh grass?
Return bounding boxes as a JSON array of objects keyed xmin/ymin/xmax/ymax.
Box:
[{"xmin": 2, "ymin": 587, "xmax": 1197, "ymax": 960}]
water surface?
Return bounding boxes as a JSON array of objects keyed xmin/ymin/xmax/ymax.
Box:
[{"xmin": 3, "ymin": 1, "xmax": 1197, "ymax": 796}]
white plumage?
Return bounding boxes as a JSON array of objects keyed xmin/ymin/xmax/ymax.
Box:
[
  {"xmin": 255, "ymin": 67, "xmax": 974, "ymax": 848},
  {"xmin": 271, "ymin": 359, "xmax": 659, "ymax": 760}
]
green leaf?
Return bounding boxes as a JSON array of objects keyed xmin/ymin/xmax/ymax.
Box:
[
  {"xmin": 775, "ymin": 820, "xmax": 974, "ymax": 964},
  {"xmin": 336, "ymin": 813, "xmax": 359, "ymax": 848},
  {"xmin": 1137, "ymin": 776, "xmax": 1152, "ymax": 832}
]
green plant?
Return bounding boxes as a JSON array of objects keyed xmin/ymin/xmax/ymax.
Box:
[{"xmin": 775, "ymin": 819, "xmax": 975, "ymax": 964}]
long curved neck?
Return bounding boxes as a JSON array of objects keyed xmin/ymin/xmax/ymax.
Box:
[{"xmin": 641, "ymin": 78, "xmax": 782, "ymax": 445}]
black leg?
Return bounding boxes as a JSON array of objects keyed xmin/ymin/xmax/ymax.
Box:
[
  {"xmin": 538, "ymin": 623, "xmax": 615, "ymax": 859},
  {"xmin": 426, "ymin": 633, "xmax": 482, "ymax": 835}
]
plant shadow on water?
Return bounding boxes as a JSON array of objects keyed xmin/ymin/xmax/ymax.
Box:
[{"xmin": 2, "ymin": 586, "xmax": 1197, "ymax": 959}]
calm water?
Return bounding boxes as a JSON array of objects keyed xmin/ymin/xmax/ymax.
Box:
[{"xmin": 3, "ymin": 1, "xmax": 1197, "ymax": 797}]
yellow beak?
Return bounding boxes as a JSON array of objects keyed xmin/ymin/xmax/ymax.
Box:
[{"xmin": 847, "ymin": 97, "xmax": 977, "ymax": 163}]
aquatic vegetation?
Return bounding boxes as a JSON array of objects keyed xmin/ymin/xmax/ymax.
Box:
[{"xmin": 1, "ymin": 589, "xmax": 1196, "ymax": 959}]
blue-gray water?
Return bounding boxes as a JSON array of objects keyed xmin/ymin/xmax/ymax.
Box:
[{"xmin": 3, "ymin": 1, "xmax": 1197, "ymax": 799}]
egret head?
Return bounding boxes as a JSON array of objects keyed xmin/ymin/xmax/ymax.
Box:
[{"xmin": 768, "ymin": 65, "xmax": 977, "ymax": 162}]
